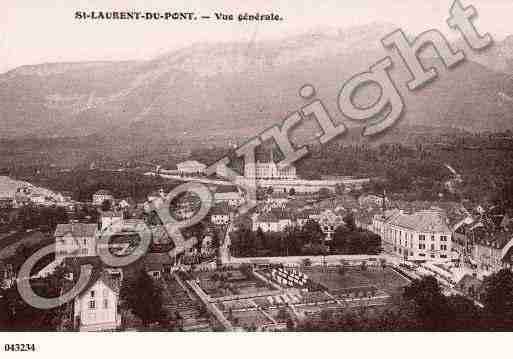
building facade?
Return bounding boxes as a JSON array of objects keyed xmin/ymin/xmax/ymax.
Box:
[
  {"xmin": 372, "ymin": 209, "xmax": 453, "ymax": 262},
  {"xmin": 244, "ymin": 161, "xmax": 297, "ymax": 180},
  {"xmin": 55, "ymin": 223, "xmax": 98, "ymax": 260},
  {"xmin": 176, "ymin": 160, "xmax": 207, "ymax": 175},
  {"xmin": 73, "ymin": 272, "xmax": 121, "ymax": 331}
]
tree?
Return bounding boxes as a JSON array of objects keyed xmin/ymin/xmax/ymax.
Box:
[
  {"xmin": 120, "ymin": 270, "xmax": 164, "ymax": 327},
  {"xmin": 318, "ymin": 188, "xmax": 332, "ymax": 200},
  {"xmin": 343, "ymin": 213, "xmax": 356, "ymax": 232},
  {"xmin": 338, "ymin": 260, "xmax": 349, "ymax": 276},
  {"xmin": 302, "ymin": 220, "xmax": 324, "ymax": 242},
  {"xmin": 403, "ymin": 276, "xmax": 450, "ymax": 330},
  {"xmin": 101, "ymin": 199, "xmax": 112, "ymax": 212},
  {"xmin": 482, "ymin": 269, "xmax": 513, "ymax": 328},
  {"xmin": 277, "ymin": 307, "xmax": 289, "ymax": 322}
]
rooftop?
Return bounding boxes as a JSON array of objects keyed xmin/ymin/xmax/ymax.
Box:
[
  {"xmin": 388, "ymin": 210, "xmax": 451, "ymax": 233},
  {"xmin": 177, "ymin": 160, "xmax": 206, "ymax": 168},
  {"xmin": 55, "ymin": 223, "xmax": 97, "ymax": 238}
]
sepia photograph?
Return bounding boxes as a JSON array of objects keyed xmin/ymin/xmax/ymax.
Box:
[{"xmin": 1, "ymin": 0, "xmax": 513, "ymax": 356}]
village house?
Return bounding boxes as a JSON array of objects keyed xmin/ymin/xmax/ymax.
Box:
[
  {"xmin": 144, "ymin": 253, "xmax": 174, "ymax": 280},
  {"xmin": 471, "ymin": 231, "xmax": 513, "ymax": 273},
  {"xmin": 176, "ymin": 160, "xmax": 206, "ymax": 176},
  {"xmin": 55, "ymin": 191, "xmax": 73, "ymax": 203},
  {"xmin": 210, "ymin": 204, "xmax": 231, "ymax": 225},
  {"xmin": 55, "ymin": 223, "xmax": 98, "ymax": 261},
  {"xmin": 92, "ymin": 190, "xmax": 114, "ymax": 206},
  {"xmin": 73, "ymin": 271, "xmax": 121, "ymax": 332},
  {"xmin": 117, "ymin": 197, "xmax": 135, "ymax": 210},
  {"xmin": 0, "ymin": 262, "xmax": 15, "ymax": 289},
  {"xmin": 13, "ymin": 190, "xmax": 30, "ymax": 208},
  {"xmin": 358, "ymin": 194, "xmax": 388, "ymax": 208},
  {"xmin": 29, "ymin": 193, "xmax": 54, "ymax": 206},
  {"xmin": 264, "ymin": 192, "xmax": 290, "ymax": 209},
  {"xmin": 99, "ymin": 210, "xmax": 124, "ymax": 232},
  {"xmin": 456, "ymin": 274, "xmax": 484, "ymax": 302},
  {"xmin": 201, "ymin": 235, "xmax": 215, "ymax": 256},
  {"xmin": 252, "ymin": 211, "xmax": 295, "ymax": 232},
  {"xmin": 0, "ymin": 197, "xmax": 13, "ymax": 209},
  {"xmin": 214, "ymin": 185, "xmax": 243, "ymax": 207}
]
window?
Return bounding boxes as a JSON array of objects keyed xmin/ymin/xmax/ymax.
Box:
[
  {"xmin": 90, "ymin": 290, "xmax": 95, "ymax": 298},
  {"xmin": 419, "ymin": 243, "xmax": 426, "ymax": 250},
  {"xmin": 441, "ymin": 236, "xmax": 447, "ymax": 242},
  {"xmin": 89, "ymin": 300, "xmax": 96, "ymax": 309},
  {"xmin": 430, "ymin": 254, "xmax": 435, "ymax": 258},
  {"xmin": 430, "ymin": 244, "xmax": 435, "ymax": 251},
  {"xmin": 440, "ymin": 244, "xmax": 447, "ymax": 251},
  {"xmin": 440, "ymin": 254, "xmax": 447, "ymax": 259},
  {"xmin": 431, "ymin": 235, "xmax": 435, "ymax": 241},
  {"xmin": 103, "ymin": 299, "xmax": 108, "ymax": 309},
  {"xmin": 419, "ymin": 235, "xmax": 426, "ymax": 241}
]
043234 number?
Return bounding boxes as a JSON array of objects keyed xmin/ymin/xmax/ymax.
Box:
[{"xmin": 4, "ymin": 344, "xmax": 36, "ymax": 352}]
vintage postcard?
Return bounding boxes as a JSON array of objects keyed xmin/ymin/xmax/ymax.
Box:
[{"xmin": 1, "ymin": 0, "xmax": 513, "ymax": 356}]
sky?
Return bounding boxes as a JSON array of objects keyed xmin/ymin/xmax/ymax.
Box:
[{"xmin": 1, "ymin": 0, "xmax": 512, "ymax": 74}]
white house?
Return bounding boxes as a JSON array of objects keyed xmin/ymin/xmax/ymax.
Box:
[
  {"xmin": 100, "ymin": 211, "xmax": 124, "ymax": 232},
  {"xmin": 372, "ymin": 209, "xmax": 453, "ymax": 262},
  {"xmin": 55, "ymin": 223, "xmax": 98, "ymax": 260},
  {"xmin": 244, "ymin": 161, "xmax": 297, "ymax": 179},
  {"xmin": 73, "ymin": 271, "xmax": 121, "ymax": 331},
  {"xmin": 252, "ymin": 211, "xmax": 295, "ymax": 232},
  {"xmin": 214, "ymin": 186, "xmax": 243, "ymax": 207},
  {"xmin": 176, "ymin": 160, "xmax": 206, "ymax": 176},
  {"xmin": 210, "ymin": 205, "xmax": 231, "ymax": 225}
]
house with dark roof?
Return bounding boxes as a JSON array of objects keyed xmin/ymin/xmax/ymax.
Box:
[
  {"xmin": 472, "ymin": 231, "xmax": 513, "ymax": 273},
  {"xmin": 72, "ymin": 270, "xmax": 121, "ymax": 331},
  {"xmin": 144, "ymin": 253, "xmax": 174, "ymax": 279},
  {"xmin": 252, "ymin": 211, "xmax": 295, "ymax": 232},
  {"xmin": 92, "ymin": 189, "xmax": 114, "ymax": 206}
]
